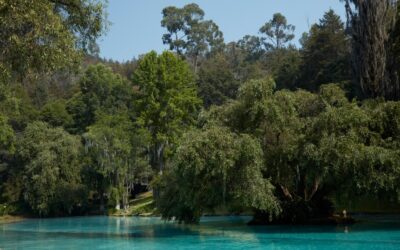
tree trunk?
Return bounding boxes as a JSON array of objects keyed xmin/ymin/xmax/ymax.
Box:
[
  {"xmin": 346, "ymin": 0, "xmax": 400, "ymax": 99},
  {"xmin": 157, "ymin": 143, "xmax": 165, "ymax": 174},
  {"xmin": 150, "ymin": 142, "xmax": 165, "ymax": 174}
]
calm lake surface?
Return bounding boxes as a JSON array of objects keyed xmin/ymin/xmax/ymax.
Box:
[{"xmin": 1, "ymin": 215, "xmax": 400, "ymax": 249}]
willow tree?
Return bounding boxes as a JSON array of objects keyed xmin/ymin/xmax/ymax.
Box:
[
  {"xmin": 18, "ymin": 122, "xmax": 83, "ymax": 216},
  {"xmin": 344, "ymin": 0, "xmax": 400, "ymax": 99},
  {"xmin": 84, "ymin": 115, "xmax": 151, "ymax": 210},
  {"xmin": 202, "ymin": 77, "xmax": 400, "ymax": 223},
  {"xmin": 156, "ymin": 126, "xmax": 280, "ymax": 224}
]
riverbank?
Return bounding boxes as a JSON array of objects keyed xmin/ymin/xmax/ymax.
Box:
[
  {"xmin": 113, "ymin": 191, "xmax": 158, "ymax": 217},
  {"xmin": 111, "ymin": 192, "xmax": 357, "ymax": 225},
  {"xmin": 0, "ymin": 215, "xmax": 26, "ymax": 224}
]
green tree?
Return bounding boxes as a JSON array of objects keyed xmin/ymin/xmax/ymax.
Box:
[
  {"xmin": 259, "ymin": 13, "xmax": 295, "ymax": 50},
  {"xmin": 0, "ymin": 0, "xmax": 107, "ymax": 80},
  {"xmin": 0, "ymin": 114, "xmax": 14, "ymax": 153},
  {"xmin": 0, "ymin": 83, "xmax": 39, "ymax": 132},
  {"xmin": 161, "ymin": 3, "xmax": 224, "ymax": 71},
  {"xmin": 0, "ymin": 114, "xmax": 16, "ymax": 204},
  {"xmin": 298, "ymin": 10, "xmax": 350, "ymax": 91},
  {"xmin": 222, "ymin": 42, "xmax": 267, "ymax": 84},
  {"xmin": 132, "ymin": 51, "xmax": 201, "ymax": 173},
  {"xmin": 197, "ymin": 53, "xmax": 239, "ymax": 107},
  {"xmin": 203, "ymin": 77, "xmax": 400, "ymax": 223},
  {"xmin": 84, "ymin": 114, "xmax": 151, "ymax": 210},
  {"xmin": 265, "ymin": 46, "xmax": 301, "ymax": 90},
  {"xmin": 258, "ymin": 13, "xmax": 299, "ymax": 90},
  {"xmin": 39, "ymin": 100, "xmax": 73, "ymax": 128},
  {"xmin": 67, "ymin": 64, "xmax": 132, "ymax": 133},
  {"xmin": 156, "ymin": 126, "xmax": 280, "ymax": 223},
  {"xmin": 18, "ymin": 122, "xmax": 83, "ymax": 216},
  {"xmin": 237, "ymin": 35, "xmax": 265, "ymax": 62}
]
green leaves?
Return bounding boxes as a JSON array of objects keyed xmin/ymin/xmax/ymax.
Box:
[
  {"xmin": 157, "ymin": 126, "xmax": 280, "ymax": 223},
  {"xmin": 197, "ymin": 78, "xmax": 400, "ymax": 222},
  {"xmin": 298, "ymin": 10, "xmax": 350, "ymax": 91},
  {"xmin": 39, "ymin": 100, "xmax": 73, "ymax": 128},
  {"xmin": 133, "ymin": 51, "xmax": 201, "ymax": 171},
  {"xmin": 18, "ymin": 122, "xmax": 83, "ymax": 216},
  {"xmin": 161, "ymin": 3, "xmax": 224, "ymax": 57},
  {"xmin": 197, "ymin": 53, "xmax": 239, "ymax": 107},
  {"xmin": 67, "ymin": 64, "xmax": 131, "ymax": 133},
  {"xmin": 259, "ymin": 13, "xmax": 295, "ymax": 50},
  {"xmin": 0, "ymin": 0, "xmax": 107, "ymax": 79},
  {"xmin": 0, "ymin": 114, "xmax": 15, "ymax": 154},
  {"xmin": 84, "ymin": 114, "xmax": 151, "ymax": 209}
]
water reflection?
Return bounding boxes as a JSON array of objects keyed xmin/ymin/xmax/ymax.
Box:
[{"xmin": 1, "ymin": 215, "xmax": 400, "ymax": 250}]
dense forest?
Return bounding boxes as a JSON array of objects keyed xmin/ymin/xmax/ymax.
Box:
[{"xmin": 0, "ymin": 0, "xmax": 399, "ymax": 224}]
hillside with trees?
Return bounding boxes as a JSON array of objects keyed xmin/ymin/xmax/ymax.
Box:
[{"xmin": 0, "ymin": 0, "xmax": 399, "ymax": 224}]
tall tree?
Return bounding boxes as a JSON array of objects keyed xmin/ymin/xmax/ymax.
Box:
[
  {"xmin": 84, "ymin": 114, "xmax": 151, "ymax": 210},
  {"xmin": 298, "ymin": 10, "xmax": 350, "ymax": 91},
  {"xmin": 259, "ymin": 13, "xmax": 295, "ymax": 50},
  {"xmin": 132, "ymin": 51, "xmax": 201, "ymax": 173},
  {"xmin": 161, "ymin": 3, "xmax": 224, "ymax": 71},
  {"xmin": 344, "ymin": 0, "xmax": 400, "ymax": 99}
]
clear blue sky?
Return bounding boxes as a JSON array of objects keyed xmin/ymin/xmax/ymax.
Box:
[{"xmin": 99, "ymin": 0, "xmax": 346, "ymax": 62}]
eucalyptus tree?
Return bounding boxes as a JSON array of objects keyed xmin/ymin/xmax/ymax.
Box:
[
  {"xmin": 258, "ymin": 13, "xmax": 300, "ymax": 90},
  {"xmin": 237, "ymin": 35, "xmax": 265, "ymax": 61},
  {"xmin": 161, "ymin": 3, "xmax": 224, "ymax": 71},
  {"xmin": 132, "ymin": 51, "xmax": 201, "ymax": 173},
  {"xmin": 259, "ymin": 13, "xmax": 295, "ymax": 50}
]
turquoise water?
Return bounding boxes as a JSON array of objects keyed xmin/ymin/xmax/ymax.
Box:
[{"xmin": 1, "ymin": 215, "xmax": 400, "ymax": 249}]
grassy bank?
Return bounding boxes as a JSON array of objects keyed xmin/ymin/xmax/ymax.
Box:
[
  {"xmin": 0, "ymin": 215, "xmax": 26, "ymax": 224},
  {"xmin": 113, "ymin": 191, "xmax": 158, "ymax": 217}
]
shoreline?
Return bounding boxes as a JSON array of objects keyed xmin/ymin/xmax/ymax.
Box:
[{"xmin": 0, "ymin": 215, "xmax": 27, "ymax": 225}]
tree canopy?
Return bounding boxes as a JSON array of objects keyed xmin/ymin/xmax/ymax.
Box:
[
  {"xmin": 259, "ymin": 13, "xmax": 295, "ymax": 50},
  {"xmin": 0, "ymin": 0, "xmax": 107, "ymax": 80},
  {"xmin": 156, "ymin": 126, "xmax": 280, "ymax": 223},
  {"xmin": 0, "ymin": 1, "xmax": 400, "ymax": 225},
  {"xmin": 133, "ymin": 51, "xmax": 201, "ymax": 173}
]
